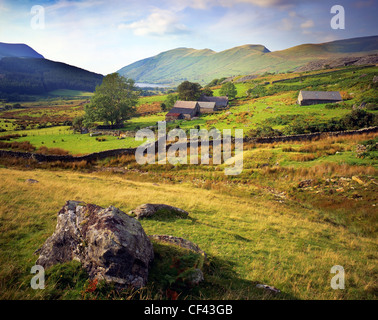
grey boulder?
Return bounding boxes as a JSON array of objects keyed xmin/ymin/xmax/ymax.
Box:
[
  {"xmin": 36, "ymin": 200, "xmax": 154, "ymax": 288},
  {"xmin": 129, "ymin": 203, "xmax": 189, "ymax": 220}
]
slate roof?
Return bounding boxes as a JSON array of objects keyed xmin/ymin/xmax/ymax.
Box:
[
  {"xmin": 299, "ymin": 91, "xmax": 342, "ymax": 101},
  {"xmin": 198, "ymin": 101, "xmax": 216, "ymax": 109},
  {"xmin": 199, "ymin": 95, "xmax": 229, "ymax": 108},
  {"xmin": 167, "ymin": 107, "xmax": 197, "ymax": 115},
  {"xmin": 172, "ymin": 101, "xmax": 199, "ymax": 109}
]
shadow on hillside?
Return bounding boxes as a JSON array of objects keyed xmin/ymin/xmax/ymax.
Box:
[
  {"xmin": 200, "ymin": 254, "xmax": 298, "ymax": 300},
  {"xmin": 148, "ymin": 241, "xmax": 298, "ymax": 300}
]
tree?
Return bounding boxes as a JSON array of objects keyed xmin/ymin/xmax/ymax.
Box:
[
  {"xmin": 160, "ymin": 103, "xmax": 167, "ymax": 111},
  {"xmin": 177, "ymin": 81, "xmax": 202, "ymax": 101},
  {"xmin": 72, "ymin": 115, "xmax": 85, "ymax": 133},
  {"xmin": 201, "ymin": 87, "xmax": 213, "ymax": 97},
  {"xmin": 84, "ymin": 73, "xmax": 139, "ymax": 127},
  {"xmin": 219, "ymin": 82, "xmax": 237, "ymax": 99},
  {"xmin": 163, "ymin": 93, "xmax": 179, "ymax": 110}
]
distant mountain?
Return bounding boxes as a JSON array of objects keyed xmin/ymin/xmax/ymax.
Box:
[
  {"xmin": 0, "ymin": 57, "xmax": 103, "ymax": 100},
  {"xmin": 117, "ymin": 36, "xmax": 378, "ymax": 85},
  {"xmin": 0, "ymin": 42, "xmax": 103, "ymax": 100},
  {"xmin": 0, "ymin": 42, "xmax": 44, "ymax": 59}
]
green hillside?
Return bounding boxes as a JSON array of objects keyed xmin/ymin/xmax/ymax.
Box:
[
  {"xmin": 0, "ymin": 57, "xmax": 104, "ymax": 101},
  {"xmin": 117, "ymin": 36, "xmax": 378, "ymax": 85}
]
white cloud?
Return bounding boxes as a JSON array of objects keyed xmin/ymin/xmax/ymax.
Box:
[
  {"xmin": 44, "ymin": 0, "xmax": 105, "ymax": 13},
  {"xmin": 171, "ymin": 0, "xmax": 308, "ymax": 9},
  {"xmin": 300, "ymin": 19, "xmax": 314, "ymax": 29},
  {"xmin": 281, "ymin": 18, "xmax": 293, "ymax": 30},
  {"xmin": 120, "ymin": 8, "xmax": 189, "ymax": 36}
]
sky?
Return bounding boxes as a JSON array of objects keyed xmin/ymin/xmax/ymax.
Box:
[{"xmin": 1, "ymin": 0, "xmax": 377, "ymax": 75}]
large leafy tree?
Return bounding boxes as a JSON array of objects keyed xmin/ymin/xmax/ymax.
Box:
[
  {"xmin": 201, "ymin": 86, "xmax": 214, "ymax": 97},
  {"xmin": 177, "ymin": 81, "xmax": 202, "ymax": 101},
  {"xmin": 84, "ymin": 73, "xmax": 139, "ymax": 127},
  {"xmin": 219, "ymin": 82, "xmax": 237, "ymax": 99}
]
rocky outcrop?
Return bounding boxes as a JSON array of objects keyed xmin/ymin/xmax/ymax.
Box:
[
  {"xmin": 129, "ymin": 204, "xmax": 189, "ymax": 220},
  {"xmin": 35, "ymin": 200, "xmax": 154, "ymax": 288},
  {"xmin": 295, "ymin": 54, "xmax": 378, "ymax": 72},
  {"xmin": 298, "ymin": 179, "xmax": 314, "ymax": 188}
]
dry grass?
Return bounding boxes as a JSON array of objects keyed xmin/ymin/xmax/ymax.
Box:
[{"xmin": 0, "ymin": 167, "xmax": 377, "ymax": 300}]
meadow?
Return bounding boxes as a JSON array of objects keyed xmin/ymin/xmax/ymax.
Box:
[
  {"xmin": 0, "ymin": 160, "xmax": 376, "ymax": 300},
  {"xmin": 0, "ymin": 65, "xmax": 377, "ymax": 300}
]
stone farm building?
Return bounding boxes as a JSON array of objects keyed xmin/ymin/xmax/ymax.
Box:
[
  {"xmin": 198, "ymin": 101, "xmax": 217, "ymax": 113},
  {"xmin": 165, "ymin": 101, "xmax": 200, "ymax": 121},
  {"xmin": 297, "ymin": 90, "xmax": 342, "ymax": 106},
  {"xmin": 199, "ymin": 95, "xmax": 229, "ymax": 109}
]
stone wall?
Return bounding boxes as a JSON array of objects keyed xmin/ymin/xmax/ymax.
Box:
[
  {"xmin": 0, "ymin": 127, "xmax": 376, "ymax": 163},
  {"xmin": 243, "ymin": 126, "xmax": 378, "ymax": 144},
  {"xmin": 0, "ymin": 141, "xmax": 160, "ymax": 163},
  {"xmin": 88, "ymin": 129, "xmax": 136, "ymax": 137}
]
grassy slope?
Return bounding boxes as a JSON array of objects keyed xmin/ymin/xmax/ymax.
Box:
[
  {"xmin": 1, "ymin": 65, "xmax": 377, "ymax": 153},
  {"xmin": 121, "ymin": 65, "xmax": 376, "ymax": 135},
  {"xmin": 13, "ymin": 130, "xmax": 142, "ymax": 155},
  {"xmin": 0, "ymin": 167, "xmax": 376, "ymax": 300}
]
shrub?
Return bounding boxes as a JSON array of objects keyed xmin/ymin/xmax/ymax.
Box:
[
  {"xmin": 290, "ymin": 153, "xmax": 317, "ymax": 162},
  {"xmin": 341, "ymin": 109, "xmax": 378, "ymax": 130},
  {"xmin": 246, "ymin": 126, "xmax": 282, "ymax": 138},
  {"xmin": 36, "ymin": 146, "xmax": 69, "ymax": 155}
]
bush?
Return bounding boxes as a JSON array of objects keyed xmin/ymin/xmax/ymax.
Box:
[
  {"xmin": 365, "ymin": 103, "xmax": 378, "ymax": 111},
  {"xmin": 282, "ymin": 110, "xmax": 377, "ymax": 135},
  {"xmin": 341, "ymin": 109, "xmax": 378, "ymax": 130},
  {"xmin": 325, "ymin": 102, "xmax": 351, "ymax": 109},
  {"xmin": 0, "ymin": 140, "xmax": 35, "ymax": 152},
  {"xmin": 36, "ymin": 146, "xmax": 69, "ymax": 155},
  {"xmin": 247, "ymin": 126, "xmax": 282, "ymax": 138}
]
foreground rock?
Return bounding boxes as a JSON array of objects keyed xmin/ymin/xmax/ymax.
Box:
[
  {"xmin": 148, "ymin": 235, "xmax": 207, "ymax": 259},
  {"xmin": 36, "ymin": 200, "xmax": 154, "ymax": 288},
  {"xmin": 129, "ymin": 203, "xmax": 189, "ymax": 220},
  {"xmin": 256, "ymin": 283, "xmax": 281, "ymax": 295},
  {"xmin": 25, "ymin": 179, "xmax": 39, "ymax": 184}
]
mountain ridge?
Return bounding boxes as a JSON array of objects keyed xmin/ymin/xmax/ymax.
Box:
[
  {"xmin": 0, "ymin": 42, "xmax": 44, "ymax": 59},
  {"xmin": 117, "ymin": 35, "xmax": 378, "ymax": 85}
]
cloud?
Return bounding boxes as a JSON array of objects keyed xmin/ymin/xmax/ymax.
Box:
[
  {"xmin": 300, "ymin": 19, "xmax": 314, "ymax": 29},
  {"xmin": 173, "ymin": 0, "xmax": 311, "ymax": 9},
  {"xmin": 120, "ymin": 8, "xmax": 190, "ymax": 36},
  {"xmin": 281, "ymin": 18, "xmax": 293, "ymax": 31},
  {"xmin": 44, "ymin": 0, "xmax": 105, "ymax": 13}
]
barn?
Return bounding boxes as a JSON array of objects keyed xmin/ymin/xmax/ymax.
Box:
[
  {"xmin": 199, "ymin": 95, "xmax": 229, "ymax": 109},
  {"xmin": 165, "ymin": 101, "xmax": 200, "ymax": 121},
  {"xmin": 297, "ymin": 90, "xmax": 342, "ymax": 106},
  {"xmin": 198, "ymin": 101, "xmax": 217, "ymax": 113}
]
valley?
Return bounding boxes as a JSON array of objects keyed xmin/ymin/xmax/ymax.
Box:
[{"xmin": 0, "ymin": 60, "xmax": 377, "ymax": 300}]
